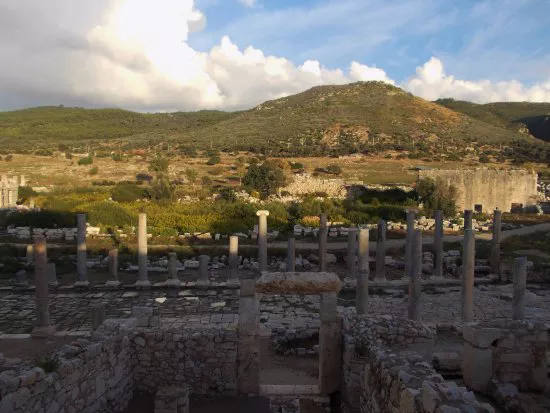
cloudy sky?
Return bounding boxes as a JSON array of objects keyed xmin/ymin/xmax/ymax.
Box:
[{"xmin": 1, "ymin": 0, "xmax": 549, "ymax": 112}]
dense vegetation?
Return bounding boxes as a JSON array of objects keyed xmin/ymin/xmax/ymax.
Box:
[
  {"xmin": 436, "ymin": 99, "xmax": 550, "ymax": 142},
  {"xmin": 2, "ymin": 83, "xmax": 549, "ymax": 160}
]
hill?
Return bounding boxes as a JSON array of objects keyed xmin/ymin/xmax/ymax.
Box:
[
  {"xmin": 0, "ymin": 82, "xmax": 547, "ymax": 155},
  {"xmin": 436, "ymin": 99, "xmax": 550, "ymax": 142},
  {"xmin": 181, "ymin": 82, "xmax": 533, "ymax": 154},
  {"xmin": 0, "ymin": 106, "xmax": 235, "ymax": 146}
]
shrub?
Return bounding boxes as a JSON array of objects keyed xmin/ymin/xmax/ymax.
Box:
[
  {"xmin": 479, "ymin": 154, "xmax": 490, "ymax": 163},
  {"xmin": 136, "ymin": 173, "xmax": 153, "ymax": 182},
  {"xmin": 35, "ymin": 149, "xmax": 54, "ymax": 156},
  {"xmin": 416, "ymin": 178, "xmax": 457, "ymax": 216},
  {"xmin": 89, "ymin": 167, "xmax": 99, "ymax": 175},
  {"xmin": 206, "ymin": 156, "xmax": 221, "ymax": 165},
  {"xmin": 218, "ymin": 187, "xmax": 237, "ymax": 202},
  {"xmin": 112, "ymin": 154, "xmax": 123, "ymax": 161},
  {"xmin": 18, "ymin": 186, "xmax": 38, "ymax": 203},
  {"xmin": 5, "ymin": 155, "xmax": 13, "ymax": 162},
  {"xmin": 290, "ymin": 162, "xmax": 304, "ymax": 171},
  {"xmin": 78, "ymin": 156, "xmax": 93, "ymax": 165},
  {"xmin": 65, "ymin": 152, "xmax": 73, "ymax": 159},
  {"xmin": 111, "ymin": 183, "xmax": 147, "ymax": 203},
  {"xmin": 201, "ymin": 176, "xmax": 212, "ymax": 186},
  {"xmin": 242, "ymin": 162, "xmax": 288, "ymax": 198}
]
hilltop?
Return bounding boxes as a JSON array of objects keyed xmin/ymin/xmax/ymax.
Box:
[
  {"xmin": 0, "ymin": 82, "xmax": 547, "ymax": 156},
  {"xmin": 436, "ymin": 99, "xmax": 550, "ymax": 142}
]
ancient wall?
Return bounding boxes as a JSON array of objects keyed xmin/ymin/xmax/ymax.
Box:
[
  {"xmin": 418, "ymin": 168, "xmax": 538, "ymax": 212},
  {"xmin": 0, "ymin": 319, "xmax": 135, "ymax": 413},
  {"xmin": 0, "ymin": 175, "xmax": 23, "ymax": 208},
  {"xmin": 280, "ymin": 174, "xmax": 348, "ymax": 198}
]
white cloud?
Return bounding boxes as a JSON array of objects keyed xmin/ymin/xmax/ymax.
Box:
[
  {"xmin": 237, "ymin": 0, "xmax": 257, "ymax": 7},
  {"xmin": 403, "ymin": 57, "xmax": 550, "ymax": 103},
  {"xmin": 0, "ymin": 0, "xmax": 549, "ymax": 112}
]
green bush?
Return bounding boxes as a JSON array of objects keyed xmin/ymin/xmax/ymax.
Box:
[
  {"xmin": 89, "ymin": 167, "xmax": 99, "ymax": 175},
  {"xmin": 417, "ymin": 178, "xmax": 457, "ymax": 216},
  {"xmin": 78, "ymin": 156, "xmax": 93, "ymax": 165},
  {"xmin": 111, "ymin": 183, "xmax": 147, "ymax": 203},
  {"xmin": 206, "ymin": 156, "xmax": 221, "ymax": 165},
  {"xmin": 242, "ymin": 162, "xmax": 288, "ymax": 198}
]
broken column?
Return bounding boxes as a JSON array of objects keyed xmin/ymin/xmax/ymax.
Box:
[
  {"xmin": 91, "ymin": 303, "xmax": 106, "ymax": 330},
  {"xmin": 319, "ymin": 292, "xmax": 341, "ymax": 394},
  {"xmin": 286, "ymin": 237, "xmax": 296, "ymax": 272},
  {"xmin": 198, "ymin": 254, "xmax": 210, "ymax": 287},
  {"xmin": 319, "ymin": 213, "xmax": 328, "ymax": 272},
  {"xmin": 75, "ymin": 213, "xmax": 89, "ymax": 286},
  {"xmin": 434, "ymin": 210, "xmax": 444, "ymax": 278},
  {"xmin": 490, "ymin": 209, "xmax": 502, "ymax": 276},
  {"xmin": 164, "ymin": 252, "xmax": 180, "ymax": 288},
  {"xmin": 47, "ymin": 263, "xmax": 58, "ymax": 288},
  {"xmin": 256, "ymin": 210, "xmax": 269, "ymax": 273},
  {"xmin": 408, "ymin": 229, "xmax": 422, "ymax": 320},
  {"xmin": 347, "ymin": 228, "xmax": 357, "ymax": 277},
  {"xmin": 32, "ymin": 236, "xmax": 55, "ymax": 338},
  {"xmin": 405, "ymin": 210, "xmax": 416, "ymax": 278},
  {"xmin": 136, "ymin": 213, "xmax": 150, "ymax": 287},
  {"xmin": 106, "ymin": 249, "xmax": 120, "ymax": 288},
  {"xmin": 461, "ymin": 228, "xmax": 475, "ymax": 322},
  {"xmin": 375, "ymin": 219, "xmax": 386, "ymax": 281},
  {"xmin": 464, "ymin": 210, "xmax": 473, "ymax": 231},
  {"xmin": 356, "ymin": 228, "xmax": 369, "ymax": 315},
  {"xmin": 513, "ymin": 256, "xmax": 527, "ymax": 320},
  {"xmin": 26, "ymin": 244, "xmax": 34, "ymax": 263},
  {"xmin": 229, "ymin": 235, "xmax": 239, "ymax": 282},
  {"xmin": 238, "ymin": 279, "xmax": 260, "ymax": 394}
]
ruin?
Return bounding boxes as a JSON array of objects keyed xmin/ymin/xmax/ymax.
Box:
[
  {"xmin": 0, "ymin": 209, "xmax": 549, "ymax": 413},
  {"xmin": 0, "ymin": 175, "xmax": 23, "ymax": 208},
  {"xmin": 418, "ymin": 168, "xmax": 538, "ymax": 212}
]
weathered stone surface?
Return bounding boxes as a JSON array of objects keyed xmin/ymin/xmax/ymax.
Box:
[{"xmin": 256, "ymin": 272, "xmax": 341, "ymax": 294}]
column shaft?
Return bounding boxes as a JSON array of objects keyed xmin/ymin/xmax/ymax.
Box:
[
  {"xmin": 405, "ymin": 210, "xmax": 416, "ymax": 278},
  {"xmin": 34, "ymin": 236, "xmax": 50, "ymax": 327},
  {"xmin": 229, "ymin": 235, "xmax": 239, "ymax": 280},
  {"xmin": 512, "ymin": 257, "xmax": 527, "ymax": 320},
  {"xmin": 408, "ymin": 230, "xmax": 422, "ymax": 320},
  {"xmin": 347, "ymin": 228, "xmax": 357, "ymax": 277},
  {"xmin": 138, "ymin": 213, "xmax": 148, "ymax": 283},
  {"xmin": 256, "ymin": 211, "xmax": 269, "ymax": 272},
  {"xmin": 286, "ymin": 237, "xmax": 296, "ymax": 272},
  {"xmin": 318, "ymin": 214, "xmax": 328, "ymax": 271},
  {"xmin": 76, "ymin": 213, "xmax": 87, "ymax": 282},
  {"xmin": 461, "ymin": 229, "xmax": 475, "ymax": 322},
  {"xmin": 490, "ymin": 209, "xmax": 502, "ymax": 275},
  {"xmin": 356, "ymin": 228, "xmax": 369, "ymax": 315},
  {"xmin": 434, "ymin": 210, "xmax": 444, "ymax": 278},
  {"xmin": 375, "ymin": 220, "xmax": 386, "ymax": 280}
]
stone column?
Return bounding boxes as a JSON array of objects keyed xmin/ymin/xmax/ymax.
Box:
[
  {"xmin": 319, "ymin": 292, "xmax": 341, "ymax": 394},
  {"xmin": 256, "ymin": 210, "xmax": 269, "ymax": 273},
  {"xmin": 32, "ymin": 236, "xmax": 55, "ymax": 337},
  {"xmin": 136, "ymin": 213, "xmax": 150, "ymax": 287},
  {"xmin": 26, "ymin": 244, "xmax": 34, "ymax": 262},
  {"xmin": 408, "ymin": 230, "xmax": 422, "ymax": 320},
  {"xmin": 405, "ymin": 210, "xmax": 416, "ymax": 278},
  {"xmin": 433, "ymin": 210, "xmax": 444, "ymax": 278},
  {"xmin": 91, "ymin": 303, "xmax": 106, "ymax": 330},
  {"xmin": 490, "ymin": 209, "xmax": 502, "ymax": 276},
  {"xmin": 286, "ymin": 237, "xmax": 296, "ymax": 272},
  {"xmin": 198, "ymin": 254, "xmax": 210, "ymax": 287},
  {"xmin": 229, "ymin": 236, "xmax": 239, "ymax": 282},
  {"xmin": 106, "ymin": 249, "xmax": 121, "ymax": 288},
  {"xmin": 464, "ymin": 210, "xmax": 473, "ymax": 231},
  {"xmin": 238, "ymin": 279, "xmax": 260, "ymax": 395},
  {"xmin": 75, "ymin": 213, "xmax": 89, "ymax": 286},
  {"xmin": 461, "ymin": 229, "xmax": 475, "ymax": 322},
  {"xmin": 513, "ymin": 256, "xmax": 527, "ymax": 320},
  {"xmin": 375, "ymin": 219, "xmax": 386, "ymax": 281},
  {"xmin": 356, "ymin": 228, "xmax": 369, "ymax": 315},
  {"xmin": 318, "ymin": 213, "xmax": 328, "ymax": 272},
  {"xmin": 347, "ymin": 228, "xmax": 357, "ymax": 277}
]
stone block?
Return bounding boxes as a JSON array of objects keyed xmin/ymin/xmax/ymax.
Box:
[
  {"xmin": 238, "ymin": 335, "xmax": 260, "ymax": 395},
  {"xmin": 319, "ymin": 321, "xmax": 341, "ymax": 394},
  {"xmin": 462, "ymin": 325, "xmax": 503, "ymax": 348},
  {"xmin": 462, "ymin": 342, "xmax": 492, "ymax": 392}
]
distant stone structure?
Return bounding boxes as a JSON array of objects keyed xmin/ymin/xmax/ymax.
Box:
[
  {"xmin": 0, "ymin": 175, "xmax": 24, "ymax": 207},
  {"xmin": 418, "ymin": 168, "xmax": 538, "ymax": 212}
]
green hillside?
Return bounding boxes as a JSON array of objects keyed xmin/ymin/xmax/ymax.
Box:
[
  {"xmin": 436, "ymin": 99, "xmax": 550, "ymax": 142},
  {"xmin": 0, "ymin": 82, "xmax": 546, "ymax": 155},
  {"xmin": 0, "ymin": 106, "xmax": 235, "ymax": 144}
]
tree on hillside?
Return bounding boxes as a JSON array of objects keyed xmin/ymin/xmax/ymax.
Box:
[
  {"xmin": 148, "ymin": 156, "xmax": 169, "ymax": 175},
  {"xmin": 148, "ymin": 155, "xmax": 173, "ymax": 201},
  {"xmin": 242, "ymin": 162, "xmax": 290, "ymax": 198},
  {"xmin": 184, "ymin": 168, "xmax": 198, "ymax": 188},
  {"xmin": 416, "ymin": 178, "xmax": 457, "ymax": 217}
]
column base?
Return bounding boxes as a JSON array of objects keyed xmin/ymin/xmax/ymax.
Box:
[
  {"xmin": 31, "ymin": 325, "xmax": 56, "ymax": 339},
  {"xmin": 164, "ymin": 279, "xmax": 181, "ymax": 287},
  {"xmin": 105, "ymin": 280, "xmax": 121, "ymax": 289},
  {"xmin": 197, "ymin": 279, "xmax": 210, "ymax": 289},
  {"xmin": 134, "ymin": 280, "xmax": 151, "ymax": 288},
  {"xmin": 73, "ymin": 280, "xmax": 90, "ymax": 288}
]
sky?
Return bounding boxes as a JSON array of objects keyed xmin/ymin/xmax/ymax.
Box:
[{"xmin": 1, "ymin": 0, "xmax": 549, "ymax": 112}]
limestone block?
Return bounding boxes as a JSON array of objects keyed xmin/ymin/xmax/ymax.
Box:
[
  {"xmin": 319, "ymin": 322, "xmax": 341, "ymax": 394},
  {"xmin": 463, "ymin": 325, "xmax": 503, "ymax": 348},
  {"xmin": 462, "ymin": 342, "xmax": 492, "ymax": 392}
]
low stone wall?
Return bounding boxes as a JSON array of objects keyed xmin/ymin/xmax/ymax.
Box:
[
  {"xmin": 131, "ymin": 320, "xmax": 238, "ymax": 396},
  {"xmin": 341, "ymin": 314, "xmax": 435, "ymax": 413},
  {"xmin": 0, "ymin": 319, "xmax": 135, "ymax": 413}
]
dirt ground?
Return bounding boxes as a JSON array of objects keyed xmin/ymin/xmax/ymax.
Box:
[{"xmin": 0, "ymin": 336, "xmax": 76, "ymax": 361}]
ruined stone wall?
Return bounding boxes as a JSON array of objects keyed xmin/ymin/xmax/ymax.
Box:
[
  {"xmin": 0, "ymin": 319, "xmax": 135, "ymax": 413},
  {"xmin": 131, "ymin": 321, "xmax": 238, "ymax": 396},
  {"xmin": 280, "ymin": 174, "xmax": 348, "ymax": 198},
  {"xmin": 340, "ymin": 314, "xmax": 435, "ymax": 413},
  {"xmin": 418, "ymin": 168, "xmax": 538, "ymax": 212}
]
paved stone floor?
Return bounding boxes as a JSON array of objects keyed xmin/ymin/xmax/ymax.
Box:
[{"xmin": 1, "ymin": 283, "xmax": 550, "ymax": 335}]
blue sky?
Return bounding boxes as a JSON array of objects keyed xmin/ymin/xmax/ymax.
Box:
[
  {"xmin": 191, "ymin": 0, "xmax": 550, "ymax": 85},
  {"xmin": 0, "ymin": 0, "xmax": 549, "ymax": 111}
]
